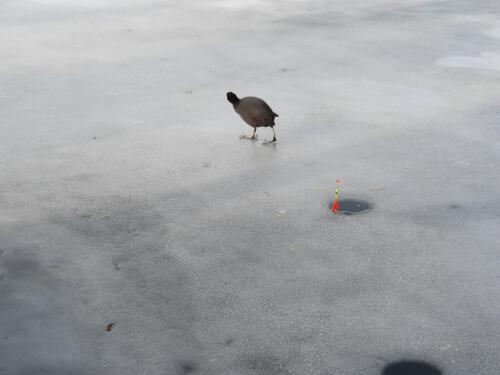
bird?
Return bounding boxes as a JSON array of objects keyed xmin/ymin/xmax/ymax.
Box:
[{"xmin": 226, "ymin": 92, "xmax": 279, "ymax": 144}]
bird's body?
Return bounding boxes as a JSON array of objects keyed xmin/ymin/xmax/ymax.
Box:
[
  {"xmin": 233, "ymin": 96, "xmax": 278, "ymax": 128},
  {"xmin": 226, "ymin": 92, "xmax": 279, "ymax": 143}
]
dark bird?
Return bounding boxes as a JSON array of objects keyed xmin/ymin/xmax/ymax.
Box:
[{"xmin": 226, "ymin": 92, "xmax": 279, "ymax": 144}]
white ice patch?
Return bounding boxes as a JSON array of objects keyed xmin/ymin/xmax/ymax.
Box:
[
  {"xmin": 437, "ymin": 52, "xmax": 500, "ymax": 72},
  {"xmin": 211, "ymin": 0, "xmax": 270, "ymax": 9},
  {"xmin": 484, "ymin": 28, "xmax": 500, "ymax": 39}
]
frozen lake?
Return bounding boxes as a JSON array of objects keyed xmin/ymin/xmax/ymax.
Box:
[{"xmin": 1, "ymin": 1, "xmax": 499, "ymax": 374}]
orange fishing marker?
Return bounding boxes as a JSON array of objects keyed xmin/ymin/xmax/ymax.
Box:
[{"xmin": 332, "ymin": 179, "xmax": 340, "ymax": 213}]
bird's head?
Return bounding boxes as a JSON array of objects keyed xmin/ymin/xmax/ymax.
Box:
[{"xmin": 226, "ymin": 92, "xmax": 239, "ymax": 105}]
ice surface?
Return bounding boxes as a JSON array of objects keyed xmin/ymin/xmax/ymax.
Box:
[{"xmin": 1, "ymin": 1, "xmax": 499, "ymax": 374}]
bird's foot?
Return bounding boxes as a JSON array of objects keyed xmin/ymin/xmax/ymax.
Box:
[
  {"xmin": 239, "ymin": 134, "xmax": 258, "ymax": 140},
  {"xmin": 262, "ymin": 137, "xmax": 277, "ymax": 145}
]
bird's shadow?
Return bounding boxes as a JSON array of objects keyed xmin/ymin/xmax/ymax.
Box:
[{"xmin": 262, "ymin": 140, "xmax": 278, "ymax": 147}]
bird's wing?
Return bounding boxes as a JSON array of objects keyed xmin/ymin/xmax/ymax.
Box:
[
  {"xmin": 253, "ymin": 112, "xmax": 275, "ymax": 125},
  {"xmin": 246, "ymin": 98, "xmax": 276, "ymax": 125}
]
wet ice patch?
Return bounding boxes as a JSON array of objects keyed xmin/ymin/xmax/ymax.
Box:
[
  {"xmin": 437, "ymin": 52, "xmax": 500, "ymax": 72},
  {"xmin": 176, "ymin": 360, "xmax": 198, "ymax": 374},
  {"xmin": 337, "ymin": 199, "xmax": 372, "ymax": 215},
  {"xmin": 382, "ymin": 361, "xmax": 441, "ymax": 375},
  {"xmin": 328, "ymin": 199, "xmax": 373, "ymax": 215}
]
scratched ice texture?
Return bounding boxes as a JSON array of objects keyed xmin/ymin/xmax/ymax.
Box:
[{"xmin": 1, "ymin": 1, "xmax": 499, "ymax": 374}]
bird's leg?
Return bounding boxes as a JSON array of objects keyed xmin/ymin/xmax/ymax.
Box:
[
  {"xmin": 251, "ymin": 127, "xmax": 257, "ymax": 139},
  {"xmin": 240, "ymin": 128, "xmax": 257, "ymax": 140},
  {"xmin": 263, "ymin": 127, "xmax": 277, "ymax": 145}
]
